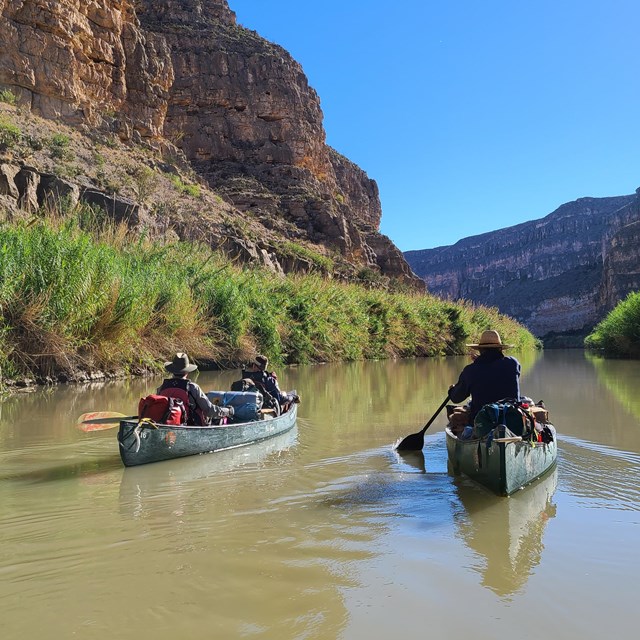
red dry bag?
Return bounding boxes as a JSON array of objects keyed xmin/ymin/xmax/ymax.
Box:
[{"xmin": 138, "ymin": 394, "xmax": 186, "ymax": 425}]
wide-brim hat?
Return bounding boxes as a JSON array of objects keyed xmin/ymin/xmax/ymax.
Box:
[
  {"xmin": 466, "ymin": 330, "xmax": 513, "ymax": 350},
  {"xmin": 253, "ymin": 355, "xmax": 268, "ymax": 370},
  {"xmin": 165, "ymin": 352, "xmax": 198, "ymax": 374}
]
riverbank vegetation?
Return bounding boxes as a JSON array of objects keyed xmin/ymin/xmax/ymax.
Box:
[
  {"xmin": 585, "ymin": 292, "xmax": 640, "ymax": 358},
  {"xmin": 0, "ymin": 205, "xmax": 538, "ymax": 391}
]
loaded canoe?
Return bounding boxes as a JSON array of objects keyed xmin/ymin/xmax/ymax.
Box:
[
  {"xmin": 118, "ymin": 398, "xmax": 297, "ymax": 467},
  {"xmin": 445, "ymin": 424, "xmax": 558, "ymax": 496}
]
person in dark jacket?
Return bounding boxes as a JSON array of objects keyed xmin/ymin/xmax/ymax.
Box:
[
  {"xmin": 448, "ymin": 330, "xmax": 521, "ymax": 421},
  {"xmin": 158, "ymin": 352, "xmax": 233, "ymax": 425},
  {"xmin": 242, "ymin": 355, "xmax": 300, "ymax": 412}
]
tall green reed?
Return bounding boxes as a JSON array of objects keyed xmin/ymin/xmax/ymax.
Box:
[
  {"xmin": 0, "ymin": 207, "xmax": 539, "ymax": 384},
  {"xmin": 585, "ymin": 292, "xmax": 640, "ymax": 358}
]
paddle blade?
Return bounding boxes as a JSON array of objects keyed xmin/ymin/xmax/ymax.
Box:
[
  {"xmin": 77, "ymin": 411, "xmax": 131, "ymax": 432},
  {"xmin": 394, "ymin": 396, "xmax": 450, "ymax": 451},
  {"xmin": 394, "ymin": 431, "xmax": 425, "ymax": 452}
]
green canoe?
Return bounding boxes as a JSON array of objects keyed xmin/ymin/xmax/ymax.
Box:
[
  {"xmin": 445, "ymin": 424, "xmax": 558, "ymax": 496},
  {"xmin": 118, "ymin": 397, "xmax": 297, "ymax": 467}
]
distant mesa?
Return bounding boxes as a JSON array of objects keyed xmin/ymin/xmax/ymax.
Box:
[{"xmin": 404, "ymin": 192, "xmax": 640, "ymax": 345}]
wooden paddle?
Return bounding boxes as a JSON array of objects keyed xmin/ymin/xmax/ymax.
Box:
[
  {"xmin": 394, "ymin": 395, "xmax": 450, "ymax": 451},
  {"xmin": 77, "ymin": 411, "xmax": 137, "ymax": 432}
]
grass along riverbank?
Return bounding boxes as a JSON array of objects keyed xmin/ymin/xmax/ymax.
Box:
[
  {"xmin": 0, "ymin": 209, "xmax": 538, "ymax": 390},
  {"xmin": 585, "ymin": 291, "xmax": 640, "ymax": 358}
]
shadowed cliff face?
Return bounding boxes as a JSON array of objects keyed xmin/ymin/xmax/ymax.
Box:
[
  {"xmin": 405, "ymin": 193, "xmax": 640, "ymax": 341},
  {"xmin": 0, "ymin": 0, "xmax": 421, "ymax": 288},
  {"xmin": 598, "ymin": 191, "xmax": 640, "ymax": 313}
]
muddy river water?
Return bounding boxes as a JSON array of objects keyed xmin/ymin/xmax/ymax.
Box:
[{"xmin": 1, "ymin": 350, "xmax": 639, "ymax": 639}]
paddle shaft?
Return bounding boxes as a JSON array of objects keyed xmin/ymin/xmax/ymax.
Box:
[
  {"xmin": 81, "ymin": 415, "xmax": 137, "ymax": 425},
  {"xmin": 418, "ymin": 396, "xmax": 450, "ymax": 435},
  {"xmin": 395, "ymin": 395, "xmax": 450, "ymax": 451}
]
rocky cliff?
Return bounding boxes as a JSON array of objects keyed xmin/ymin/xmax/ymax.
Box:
[
  {"xmin": 0, "ymin": 0, "xmax": 421, "ymax": 288},
  {"xmin": 405, "ymin": 192, "xmax": 640, "ymax": 342},
  {"xmin": 598, "ymin": 192, "xmax": 640, "ymax": 313}
]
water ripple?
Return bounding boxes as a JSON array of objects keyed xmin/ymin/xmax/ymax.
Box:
[{"xmin": 559, "ymin": 437, "xmax": 640, "ymax": 511}]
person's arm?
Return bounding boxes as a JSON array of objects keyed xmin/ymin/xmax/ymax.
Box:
[
  {"xmin": 189, "ymin": 382, "xmax": 232, "ymax": 418},
  {"xmin": 264, "ymin": 373, "xmax": 290, "ymax": 405},
  {"xmin": 273, "ymin": 379, "xmax": 300, "ymax": 404},
  {"xmin": 512, "ymin": 357, "xmax": 522, "ymax": 399},
  {"xmin": 448, "ymin": 367, "xmax": 471, "ymax": 404}
]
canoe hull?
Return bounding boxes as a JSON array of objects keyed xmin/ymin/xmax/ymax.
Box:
[
  {"xmin": 445, "ymin": 424, "xmax": 557, "ymax": 496},
  {"xmin": 118, "ymin": 402, "xmax": 297, "ymax": 467}
]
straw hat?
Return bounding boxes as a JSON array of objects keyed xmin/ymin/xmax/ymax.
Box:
[
  {"xmin": 465, "ymin": 330, "xmax": 513, "ymax": 350},
  {"xmin": 165, "ymin": 352, "xmax": 198, "ymax": 374}
]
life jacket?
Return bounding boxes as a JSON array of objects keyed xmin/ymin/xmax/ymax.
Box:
[
  {"xmin": 157, "ymin": 378, "xmax": 208, "ymax": 425},
  {"xmin": 138, "ymin": 394, "xmax": 187, "ymax": 425}
]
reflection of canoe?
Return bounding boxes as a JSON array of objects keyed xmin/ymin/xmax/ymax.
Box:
[
  {"xmin": 454, "ymin": 465, "xmax": 558, "ymax": 596},
  {"xmin": 121, "ymin": 425, "xmax": 298, "ymax": 487},
  {"xmin": 117, "ymin": 399, "xmax": 297, "ymax": 467},
  {"xmin": 445, "ymin": 424, "xmax": 558, "ymax": 495},
  {"xmin": 118, "ymin": 426, "xmax": 298, "ymax": 518}
]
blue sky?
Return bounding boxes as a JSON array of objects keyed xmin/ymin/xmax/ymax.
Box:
[{"xmin": 230, "ymin": 0, "xmax": 640, "ymax": 251}]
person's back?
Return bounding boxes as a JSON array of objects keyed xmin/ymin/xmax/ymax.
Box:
[
  {"xmin": 241, "ymin": 362, "xmax": 282, "ymax": 414},
  {"xmin": 158, "ymin": 352, "xmax": 233, "ymax": 425},
  {"xmin": 158, "ymin": 376, "xmax": 207, "ymax": 425},
  {"xmin": 448, "ymin": 330, "xmax": 521, "ymax": 419}
]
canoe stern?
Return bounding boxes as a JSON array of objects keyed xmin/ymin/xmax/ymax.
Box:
[{"xmin": 446, "ymin": 426, "xmax": 558, "ymax": 496}]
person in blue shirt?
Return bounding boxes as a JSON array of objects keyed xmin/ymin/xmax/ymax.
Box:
[{"xmin": 448, "ymin": 330, "xmax": 521, "ymax": 422}]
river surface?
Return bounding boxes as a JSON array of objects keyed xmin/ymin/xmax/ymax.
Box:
[{"xmin": 1, "ymin": 350, "xmax": 639, "ymax": 639}]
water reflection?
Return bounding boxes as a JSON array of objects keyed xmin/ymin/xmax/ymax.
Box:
[
  {"xmin": 394, "ymin": 449, "xmax": 427, "ymax": 473},
  {"xmin": 3, "ymin": 351, "xmax": 640, "ymax": 639},
  {"xmin": 0, "ymin": 378, "xmax": 153, "ymax": 450},
  {"xmin": 114, "ymin": 424, "xmax": 375, "ymax": 640},
  {"xmin": 506, "ymin": 349, "xmax": 640, "ymax": 454},
  {"xmin": 0, "ymin": 453, "xmax": 122, "ymax": 484},
  {"xmin": 587, "ymin": 353, "xmax": 640, "ymax": 421},
  {"xmin": 453, "ymin": 467, "xmax": 558, "ymax": 597},
  {"xmin": 118, "ymin": 425, "xmax": 299, "ymax": 517}
]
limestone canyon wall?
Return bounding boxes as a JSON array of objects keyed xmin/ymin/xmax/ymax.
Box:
[
  {"xmin": 598, "ymin": 193, "xmax": 640, "ymax": 312},
  {"xmin": 405, "ymin": 193, "xmax": 640, "ymax": 341},
  {"xmin": 0, "ymin": 0, "xmax": 420, "ymax": 287}
]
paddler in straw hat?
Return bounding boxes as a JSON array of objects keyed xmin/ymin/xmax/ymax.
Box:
[{"xmin": 448, "ymin": 329, "xmax": 521, "ymax": 421}]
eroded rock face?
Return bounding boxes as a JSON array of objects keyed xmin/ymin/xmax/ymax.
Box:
[
  {"xmin": 598, "ymin": 191, "xmax": 640, "ymax": 313},
  {"xmin": 0, "ymin": 0, "xmax": 173, "ymax": 136},
  {"xmin": 405, "ymin": 194, "xmax": 639, "ymax": 340},
  {"xmin": 137, "ymin": 2, "xmax": 419, "ymax": 286},
  {"xmin": 0, "ymin": 160, "xmax": 149, "ymax": 227},
  {"xmin": 0, "ymin": 0, "xmax": 422, "ymax": 288}
]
